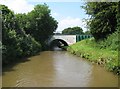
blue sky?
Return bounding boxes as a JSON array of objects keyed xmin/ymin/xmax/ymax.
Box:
[
  {"xmin": 43, "ymin": 2, "xmax": 88, "ymax": 18},
  {"xmin": 0, "ymin": 0, "xmax": 89, "ymax": 32}
]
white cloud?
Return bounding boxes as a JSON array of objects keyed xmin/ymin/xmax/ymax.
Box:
[
  {"xmin": 0, "ymin": 1, "xmax": 87, "ymax": 32},
  {"xmin": 0, "ymin": 0, "xmax": 34, "ymax": 13},
  {"xmin": 56, "ymin": 16, "xmax": 87, "ymax": 32}
]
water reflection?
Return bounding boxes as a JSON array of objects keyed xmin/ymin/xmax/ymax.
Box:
[
  {"xmin": 88, "ymin": 64, "xmax": 118, "ymax": 87},
  {"xmin": 52, "ymin": 51, "xmax": 92, "ymax": 87},
  {"xmin": 2, "ymin": 51, "xmax": 118, "ymax": 87},
  {"xmin": 53, "ymin": 47, "xmax": 63, "ymax": 51}
]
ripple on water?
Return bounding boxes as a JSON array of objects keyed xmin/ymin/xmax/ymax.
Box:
[{"xmin": 2, "ymin": 51, "xmax": 118, "ymax": 87}]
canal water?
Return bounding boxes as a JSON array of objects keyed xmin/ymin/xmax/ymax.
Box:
[{"xmin": 2, "ymin": 51, "xmax": 118, "ymax": 87}]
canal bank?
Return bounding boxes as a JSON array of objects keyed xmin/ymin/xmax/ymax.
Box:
[
  {"xmin": 67, "ymin": 38, "xmax": 119, "ymax": 75},
  {"xmin": 2, "ymin": 51, "xmax": 118, "ymax": 87}
]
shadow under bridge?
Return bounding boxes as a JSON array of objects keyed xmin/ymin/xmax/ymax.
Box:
[{"xmin": 49, "ymin": 39, "xmax": 68, "ymax": 50}]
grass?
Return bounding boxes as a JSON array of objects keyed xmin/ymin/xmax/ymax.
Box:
[{"xmin": 67, "ymin": 34, "xmax": 119, "ymax": 75}]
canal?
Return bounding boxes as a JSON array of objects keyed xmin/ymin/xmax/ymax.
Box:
[{"xmin": 2, "ymin": 51, "xmax": 118, "ymax": 87}]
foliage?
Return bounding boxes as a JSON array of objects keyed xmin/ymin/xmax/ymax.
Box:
[
  {"xmin": 27, "ymin": 4, "xmax": 58, "ymax": 46},
  {"xmin": 84, "ymin": 30, "xmax": 91, "ymax": 35},
  {"xmin": 2, "ymin": 30, "xmax": 23, "ymax": 64},
  {"xmin": 18, "ymin": 34, "xmax": 41, "ymax": 57},
  {"xmin": 62, "ymin": 26, "xmax": 84, "ymax": 35},
  {"xmin": 1, "ymin": 5, "xmax": 21, "ymax": 63},
  {"xmin": 117, "ymin": 1, "xmax": 120, "ymax": 71},
  {"xmin": 116, "ymin": 2, "xmax": 120, "ymax": 33},
  {"xmin": 0, "ymin": 45, "xmax": 1, "ymax": 63},
  {"xmin": 15, "ymin": 13, "xmax": 28, "ymax": 32},
  {"xmin": 68, "ymin": 32, "xmax": 119, "ymax": 75},
  {"xmin": 1, "ymin": 5, "xmax": 43, "ymax": 65},
  {"xmin": 14, "ymin": 4, "xmax": 58, "ymax": 50},
  {"xmin": 97, "ymin": 31, "xmax": 118, "ymax": 51},
  {"xmin": 83, "ymin": 2, "xmax": 118, "ymax": 40},
  {"xmin": 1, "ymin": 4, "xmax": 58, "ymax": 65}
]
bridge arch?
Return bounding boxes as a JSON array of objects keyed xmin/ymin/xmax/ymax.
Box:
[
  {"xmin": 47, "ymin": 35, "xmax": 92, "ymax": 49},
  {"xmin": 49, "ymin": 39, "xmax": 68, "ymax": 49}
]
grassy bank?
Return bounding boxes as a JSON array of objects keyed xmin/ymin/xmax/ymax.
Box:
[{"xmin": 67, "ymin": 32, "xmax": 119, "ymax": 75}]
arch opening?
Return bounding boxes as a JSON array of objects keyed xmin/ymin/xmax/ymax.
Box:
[{"xmin": 49, "ymin": 39, "xmax": 69, "ymax": 50}]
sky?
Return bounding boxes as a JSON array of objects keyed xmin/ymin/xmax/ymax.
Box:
[{"xmin": 0, "ymin": 0, "xmax": 89, "ymax": 32}]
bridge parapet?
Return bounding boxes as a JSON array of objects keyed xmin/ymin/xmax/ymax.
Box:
[
  {"xmin": 47, "ymin": 35, "xmax": 92, "ymax": 46},
  {"xmin": 76, "ymin": 35, "xmax": 92, "ymax": 42},
  {"xmin": 53, "ymin": 35, "xmax": 76, "ymax": 45}
]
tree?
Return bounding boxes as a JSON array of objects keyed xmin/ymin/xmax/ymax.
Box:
[
  {"xmin": 1, "ymin": 5, "xmax": 22, "ymax": 63},
  {"xmin": 15, "ymin": 14, "xmax": 28, "ymax": 32},
  {"xmin": 117, "ymin": 2, "xmax": 120, "ymax": 32},
  {"xmin": 27, "ymin": 4, "xmax": 58, "ymax": 46},
  {"xmin": 83, "ymin": 2, "xmax": 118, "ymax": 40},
  {"xmin": 84, "ymin": 30, "xmax": 91, "ymax": 35},
  {"xmin": 1, "ymin": 5, "xmax": 41, "ymax": 65},
  {"xmin": 1, "ymin": 4, "xmax": 58, "ymax": 65},
  {"xmin": 62, "ymin": 26, "xmax": 84, "ymax": 35}
]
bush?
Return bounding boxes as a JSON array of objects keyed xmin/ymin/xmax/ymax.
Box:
[
  {"xmin": 2, "ymin": 29, "xmax": 42, "ymax": 65},
  {"xmin": 2, "ymin": 30, "xmax": 23, "ymax": 64},
  {"xmin": 18, "ymin": 34, "xmax": 41, "ymax": 57},
  {"xmin": 96, "ymin": 31, "xmax": 118, "ymax": 51},
  {"xmin": 1, "ymin": 4, "xmax": 42, "ymax": 65}
]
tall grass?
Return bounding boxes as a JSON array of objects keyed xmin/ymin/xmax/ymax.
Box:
[{"xmin": 68, "ymin": 31, "xmax": 119, "ymax": 75}]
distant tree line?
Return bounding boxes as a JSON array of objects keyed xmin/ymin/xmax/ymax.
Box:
[
  {"xmin": 1, "ymin": 4, "xmax": 58, "ymax": 65},
  {"xmin": 62, "ymin": 26, "xmax": 91, "ymax": 35}
]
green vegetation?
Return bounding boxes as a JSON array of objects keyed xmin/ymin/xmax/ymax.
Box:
[
  {"xmin": 68, "ymin": 2, "xmax": 120, "ymax": 75},
  {"xmin": 62, "ymin": 26, "xmax": 84, "ymax": 35},
  {"xmin": 61, "ymin": 46, "xmax": 68, "ymax": 51},
  {"xmin": 62, "ymin": 26, "xmax": 91, "ymax": 35},
  {"xmin": 84, "ymin": 30, "xmax": 91, "ymax": 35},
  {"xmin": 68, "ymin": 31, "xmax": 119, "ymax": 75},
  {"xmin": 82, "ymin": 2, "xmax": 118, "ymax": 40},
  {"xmin": 1, "ymin": 4, "xmax": 58, "ymax": 65},
  {"xmin": 15, "ymin": 4, "xmax": 58, "ymax": 50},
  {"xmin": 25, "ymin": 4, "xmax": 58, "ymax": 47}
]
